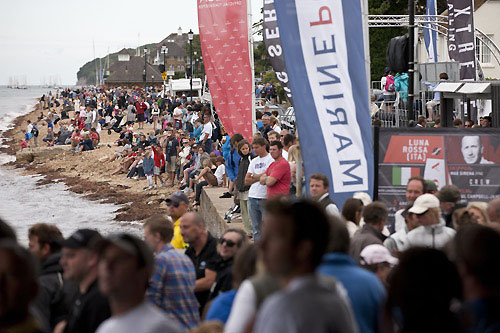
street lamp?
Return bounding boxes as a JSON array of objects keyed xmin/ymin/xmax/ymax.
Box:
[
  {"xmin": 161, "ymin": 45, "xmax": 168, "ymax": 98},
  {"xmin": 188, "ymin": 29, "xmax": 194, "ymax": 100},
  {"xmin": 143, "ymin": 47, "xmax": 148, "ymax": 89}
]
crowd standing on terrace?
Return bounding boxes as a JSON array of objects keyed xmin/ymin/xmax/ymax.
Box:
[{"xmin": 2, "ymin": 85, "xmax": 500, "ymax": 332}]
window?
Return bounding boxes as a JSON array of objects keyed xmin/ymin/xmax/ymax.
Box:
[
  {"xmin": 178, "ymin": 56, "xmax": 184, "ymax": 61},
  {"xmin": 476, "ymin": 35, "xmax": 493, "ymax": 64}
]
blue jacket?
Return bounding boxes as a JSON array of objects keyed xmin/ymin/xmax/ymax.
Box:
[
  {"xmin": 193, "ymin": 125, "xmax": 202, "ymax": 143},
  {"xmin": 395, "ymin": 73, "xmax": 409, "ymax": 102},
  {"xmin": 318, "ymin": 253, "xmax": 386, "ymax": 333},
  {"xmin": 205, "ymin": 289, "xmax": 237, "ymax": 324},
  {"xmin": 143, "ymin": 156, "xmax": 155, "ymax": 175}
]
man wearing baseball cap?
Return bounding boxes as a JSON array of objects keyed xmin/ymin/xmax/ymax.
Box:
[
  {"xmin": 406, "ymin": 194, "xmax": 456, "ymax": 249},
  {"xmin": 360, "ymin": 244, "xmax": 398, "ymax": 287},
  {"xmin": 56, "ymin": 229, "xmax": 111, "ymax": 333},
  {"xmin": 166, "ymin": 191, "xmax": 189, "ymax": 250},
  {"xmin": 95, "ymin": 233, "xmax": 181, "ymax": 333}
]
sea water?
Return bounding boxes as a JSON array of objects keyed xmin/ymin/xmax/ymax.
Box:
[{"xmin": 0, "ymin": 86, "xmax": 142, "ymax": 245}]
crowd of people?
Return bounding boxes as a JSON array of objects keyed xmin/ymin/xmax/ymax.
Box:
[
  {"xmin": 2, "ymin": 178, "xmax": 500, "ymax": 332},
  {"xmin": 4, "ymin": 86, "xmax": 499, "ymax": 332}
]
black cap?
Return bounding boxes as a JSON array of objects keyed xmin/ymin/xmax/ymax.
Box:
[
  {"xmin": 59, "ymin": 229, "xmax": 101, "ymax": 249},
  {"xmin": 166, "ymin": 191, "xmax": 189, "ymax": 205},
  {"xmin": 94, "ymin": 233, "xmax": 154, "ymax": 271}
]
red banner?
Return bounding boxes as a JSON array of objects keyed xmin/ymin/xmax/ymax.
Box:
[{"xmin": 198, "ymin": 0, "xmax": 253, "ymax": 138}]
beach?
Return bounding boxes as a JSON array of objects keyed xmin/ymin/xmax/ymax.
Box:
[{"xmin": 0, "ymin": 87, "xmax": 175, "ymax": 242}]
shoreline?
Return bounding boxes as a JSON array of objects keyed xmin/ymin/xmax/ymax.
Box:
[{"xmin": 0, "ymin": 101, "xmax": 173, "ymax": 222}]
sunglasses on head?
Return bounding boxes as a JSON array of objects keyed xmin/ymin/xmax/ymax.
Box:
[
  {"xmin": 165, "ymin": 200, "xmax": 179, "ymax": 208},
  {"xmin": 219, "ymin": 238, "xmax": 237, "ymax": 247}
]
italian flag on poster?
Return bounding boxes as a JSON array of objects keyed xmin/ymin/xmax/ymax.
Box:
[{"xmin": 393, "ymin": 167, "xmax": 420, "ymax": 186}]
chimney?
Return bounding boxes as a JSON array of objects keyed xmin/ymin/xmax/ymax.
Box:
[{"xmin": 178, "ymin": 27, "xmax": 182, "ymax": 36}]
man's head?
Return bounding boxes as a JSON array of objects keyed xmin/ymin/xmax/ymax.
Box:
[
  {"xmin": 262, "ymin": 115, "xmax": 270, "ymax": 126},
  {"xmin": 143, "ymin": 215, "xmax": 174, "ymax": 253},
  {"xmin": 260, "ymin": 199, "xmax": 330, "ymax": 277},
  {"xmin": 464, "ymin": 120, "xmax": 473, "ymax": 128},
  {"xmin": 455, "ymin": 224, "xmax": 500, "ymax": 299},
  {"xmin": 28, "ymin": 223, "xmax": 63, "ymax": 260},
  {"xmin": 269, "ymin": 140, "xmax": 283, "ymax": 160},
  {"xmin": 487, "ymin": 198, "xmax": 500, "ymax": 223},
  {"xmin": 180, "ymin": 212, "xmax": 206, "ymax": 244},
  {"xmin": 359, "ymin": 244, "xmax": 398, "ymax": 285},
  {"xmin": 0, "ymin": 241, "xmax": 39, "ymax": 324},
  {"xmin": 453, "ymin": 118, "xmax": 463, "ymax": 128},
  {"xmin": 417, "ymin": 116, "xmax": 427, "ymax": 127},
  {"xmin": 408, "ymin": 194, "xmax": 441, "ymax": 226},
  {"xmin": 436, "ymin": 185, "xmax": 461, "ymax": 214},
  {"xmin": 267, "ymin": 131, "xmax": 279, "ymax": 143},
  {"xmin": 97, "ymin": 233, "xmax": 154, "ymax": 301},
  {"xmin": 282, "ymin": 134, "xmax": 295, "ymax": 149},
  {"xmin": 166, "ymin": 192, "xmax": 189, "ymax": 220},
  {"xmin": 309, "ymin": 173, "xmax": 329, "ymax": 200},
  {"xmin": 252, "ymin": 137, "xmax": 269, "ymax": 157},
  {"xmin": 461, "ymin": 136, "xmax": 483, "ymax": 164},
  {"xmin": 59, "ymin": 229, "xmax": 102, "ymax": 283},
  {"xmin": 434, "ymin": 118, "xmax": 441, "ymax": 128},
  {"xmin": 325, "ymin": 215, "xmax": 350, "ymax": 254},
  {"xmin": 363, "ymin": 202, "xmax": 388, "ymax": 231},
  {"xmin": 482, "ymin": 116, "xmax": 492, "ymax": 128},
  {"xmin": 218, "ymin": 228, "xmax": 247, "ymax": 261},
  {"xmin": 203, "ymin": 113, "xmax": 210, "ymax": 124},
  {"xmin": 406, "ymin": 177, "xmax": 426, "ymax": 204}
]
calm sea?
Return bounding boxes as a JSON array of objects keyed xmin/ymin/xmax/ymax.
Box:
[{"xmin": 0, "ymin": 86, "xmax": 142, "ymax": 245}]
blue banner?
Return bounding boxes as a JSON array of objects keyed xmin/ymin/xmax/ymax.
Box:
[
  {"xmin": 423, "ymin": 0, "xmax": 438, "ymax": 62},
  {"xmin": 274, "ymin": 0, "xmax": 374, "ymax": 207}
]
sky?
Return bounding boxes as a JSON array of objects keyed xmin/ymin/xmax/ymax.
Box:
[{"xmin": 0, "ymin": 0, "xmax": 262, "ymax": 86}]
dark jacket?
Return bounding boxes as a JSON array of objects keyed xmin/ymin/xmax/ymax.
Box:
[
  {"xmin": 208, "ymin": 257, "xmax": 234, "ymax": 301},
  {"xmin": 349, "ymin": 224, "xmax": 387, "ymax": 264},
  {"xmin": 34, "ymin": 253, "xmax": 78, "ymax": 331},
  {"xmin": 235, "ymin": 153, "xmax": 252, "ymax": 192}
]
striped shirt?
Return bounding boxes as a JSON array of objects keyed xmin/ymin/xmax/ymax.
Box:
[{"xmin": 146, "ymin": 244, "xmax": 200, "ymax": 331}]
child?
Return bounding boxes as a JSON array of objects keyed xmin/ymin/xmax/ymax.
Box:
[
  {"xmin": 143, "ymin": 148, "xmax": 155, "ymax": 190},
  {"xmin": 152, "ymin": 144, "xmax": 165, "ymax": 187},
  {"xmin": 235, "ymin": 140, "xmax": 253, "ymax": 236}
]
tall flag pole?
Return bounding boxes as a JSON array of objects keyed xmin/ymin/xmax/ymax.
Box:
[
  {"xmin": 424, "ymin": 0, "xmax": 438, "ymax": 62},
  {"xmin": 198, "ymin": 0, "xmax": 254, "ymax": 139},
  {"xmin": 274, "ymin": 0, "xmax": 374, "ymax": 206}
]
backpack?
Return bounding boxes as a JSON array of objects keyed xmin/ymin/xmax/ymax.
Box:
[
  {"xmin": 385, "ymin": 75, "xmax": 395, "ymax": 92},
  {"xmin": 31, "ymin": 125, "xmax": 39, "ymax": 137}
]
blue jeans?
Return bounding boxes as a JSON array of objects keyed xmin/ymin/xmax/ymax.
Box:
[
  {"xmin": 204, "ymin": 138, "xmax": 212, "ymax": 154},
  {"xmin": 248, "ymin": 197, "xmax": 265, "ymax": 242}
]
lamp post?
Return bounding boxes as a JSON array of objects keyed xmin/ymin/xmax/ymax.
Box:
[
  {"xmin": 143, "ymin": 47, "xmax": 148, "ymax": 89},
  {"xmin": 161, "ymin": 45, "xmax": 168, "ymax": 98},
  {"xmin": 188, "ymin": 29, "xmax": 194, "ymax": 101}
]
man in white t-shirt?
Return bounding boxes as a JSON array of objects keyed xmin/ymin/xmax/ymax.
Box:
[
  {"xmin": 201, "ymin": 113, "xmax": 213, "ymax": 153},
  {"xmin": 95, "ymin": 233, "xmax": 181, "ymax": 333},
  {"xmin": 244, "ymin": 137, "xmax": 274, "ymax": 241}
]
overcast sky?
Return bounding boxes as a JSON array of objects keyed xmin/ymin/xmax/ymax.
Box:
[{"xmin": 0, "ymin": 0, "xmax": 262, "ymax": 85}]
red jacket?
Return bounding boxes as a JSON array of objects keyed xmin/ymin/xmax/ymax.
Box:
[{"xmin": 152, "ymin": 146, "xmax": 165, "ymax": 167}]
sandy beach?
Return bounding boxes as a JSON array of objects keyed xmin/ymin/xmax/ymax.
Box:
[{"xmin": 1, "ymin": 101, "xmax": 176, "ymax": 222}]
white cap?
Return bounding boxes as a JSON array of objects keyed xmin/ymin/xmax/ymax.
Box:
[
  {"xmin": 408, "ymin": 194, "xmax": 440, "ymax": 215},
  {"xmin": 360, "ymin": 244, "xmax": 398, "ymax": 266},
  {"xmin": 353, "ymin": 192, "xmax": 372, "ymax": 206}
]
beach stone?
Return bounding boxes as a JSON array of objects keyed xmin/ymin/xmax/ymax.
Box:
[{"xmin": 16, "ymin": 151, "xmax": 34, "ymax": 163}]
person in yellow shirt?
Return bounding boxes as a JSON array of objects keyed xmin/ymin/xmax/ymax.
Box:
[{"xmin": 166, "ymin": 192, "xmax": 189, "ymax": 249}]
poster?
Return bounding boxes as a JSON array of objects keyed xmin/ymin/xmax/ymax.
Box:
[{"xmin": 378, "ymin": 128, "xmax": 500, "ymax": 225}]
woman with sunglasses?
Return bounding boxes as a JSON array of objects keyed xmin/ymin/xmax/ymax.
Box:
[{"xmin": 207, "ymin": 229, "xmax": 248, "ymax": 302}]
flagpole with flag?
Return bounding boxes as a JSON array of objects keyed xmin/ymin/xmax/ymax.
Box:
[{"xmin": 423, "ymin": 0, "xmax": 438, "ymax": 62}]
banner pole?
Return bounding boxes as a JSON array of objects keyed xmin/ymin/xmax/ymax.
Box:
[
  {"xmin": 248, "ymin": 0, "xmax": 256, "ymax": 136},
  {"xmin": 361, "ymin": 0, "xmax": 371, "ymax": 99},
  {"xmin": 373, "ymin": 126, "xmax": 380, "ymax": 201}
]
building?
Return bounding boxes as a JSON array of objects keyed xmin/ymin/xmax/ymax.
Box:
[
  {"xmin": 105, "ymin": 48, "xmax": 163, "ymax": 87},
  {"xmin": 152, "ymin": 27, "xmax": 189, "ymax": 75}
]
